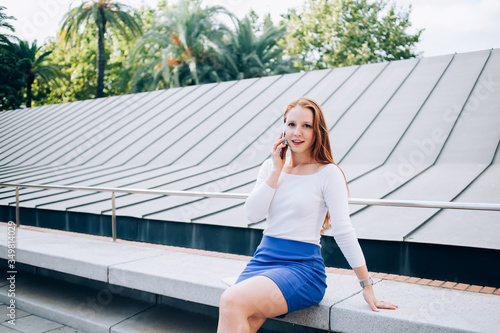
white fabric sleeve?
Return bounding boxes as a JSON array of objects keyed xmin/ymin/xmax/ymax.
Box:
[
  {"xmin": 244, "ymin": 159, "xmax": 276, "ymax": 223},
  {"xmin": 323, "ymin": 165, "xmax": 366, "ymax": 268}
]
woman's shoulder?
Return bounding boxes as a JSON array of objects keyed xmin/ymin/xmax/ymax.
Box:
[
  {"xmin": 319, "ymin": 163, "xmax": 343, "ymax": 174},
  {"xmin": 319, "ymin": 163, "xmax": 347, "ymax": 182}
]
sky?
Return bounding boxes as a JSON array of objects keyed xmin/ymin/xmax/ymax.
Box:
[{"xmin": 1, "ymin": 0, "xmax": 499, "ymax": 57}]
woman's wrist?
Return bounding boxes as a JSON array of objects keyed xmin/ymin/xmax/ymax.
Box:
[
  {"xmin": 359, "ymin": 275, "xmax": 374, "ymax": 288},
  {"xmin": 361, "ymin": 283, "xmax": 374, "ymax": 290}
]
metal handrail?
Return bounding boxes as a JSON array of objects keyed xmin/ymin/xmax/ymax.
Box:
[
  {"xmin": 0, "ymin": 183, "xmax": 249, "ymax": 199},
  {"xmin": 2, "ymin": 182, "xmax": 499, "ymax": 242}
]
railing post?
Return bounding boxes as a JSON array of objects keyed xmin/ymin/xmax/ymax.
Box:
[
  {"xmin": 15, "ymin": 187, "xmax": 20, "ymax": 227},
  {"xmin": 112, "ymin": 191, "xmax": 116, "ymax": 242}
]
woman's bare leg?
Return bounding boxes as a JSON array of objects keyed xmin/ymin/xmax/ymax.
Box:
[
  {"xmin": 248, "ymin": 315, "xmax": 267, "ymax": 332},
  {"xmin": 217, "ymin": 276, "xmax": 288, "ymax": 333}
]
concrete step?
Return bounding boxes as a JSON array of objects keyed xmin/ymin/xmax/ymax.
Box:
[
  {"xmin": 0, "ymin": 274, "xmax": 223, "ymax": 333},
  {"xmin": 1, "ymin": 224, "xmax": 499, "ymax": 332},
  {"xmin": 0, "ymin": 301, "xmax": 84, "ymax": 333},
  {"xmin": 0, "ymin": 273, "xmax": 325, "ymax": 333},
  {"xmin": 0, "ymin": 275, "xmax": 153, "ymax": 333}
]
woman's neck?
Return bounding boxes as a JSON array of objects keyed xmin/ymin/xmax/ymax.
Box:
[{"xmin": 288, "ymin": 152, "xmax": 316, "ymax": 168}]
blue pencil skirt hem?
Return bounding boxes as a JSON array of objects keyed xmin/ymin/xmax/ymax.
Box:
[{"xmin": 235, "ymin": 235, "xmax": 327, "ymax": 319}]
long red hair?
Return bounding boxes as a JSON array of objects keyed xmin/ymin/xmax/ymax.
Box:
[{"xmin": 284, "ymin": 97, "xmax": 350, "ymax": 233}]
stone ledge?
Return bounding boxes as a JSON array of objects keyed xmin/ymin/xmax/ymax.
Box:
[
  {"xmin": 330, "ymin": 279, "xmax": 500, "ymax": 333},
  {"xmin": 0, "ymin": 226, "xmax": 169, "ymax": 282},
  {"xmin": 1, "ymin": 224, "xmax": 499, "ymax": 332},
  {"xmin": 109, "ymin": 252, "xmax": 247, "ymax": 307}
]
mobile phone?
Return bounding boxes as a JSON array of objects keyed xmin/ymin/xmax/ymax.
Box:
[{"xmin": 280, "ymin": 130, "xmax": 288, "ymax": 159}]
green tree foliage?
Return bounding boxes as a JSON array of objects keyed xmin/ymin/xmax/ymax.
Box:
[
  {"xmin": 224, "ymin": 11, "xmax": 297, "ymax": 80},
  {"xmin": 126, "ymin": 1, "xmax": 295, "ymax": 92},
  {"xmin": 2, "ymin": 0, "xmax": 425, "ymax": 107},
  {"xmin": 6, "ymin": 40, "xmax": 67, "ymax": 108},
  {"xmin": 34, "ymin": 30, "xmax": 134, "ymax": 106},
  {"xmin": 0, "ymin": 48, "xmax": 24, "ymax": 111},
  {"xmin": 59, "ymin": 0, "xmax": 142, "ymax": 98},
  {"xmin": 34, "ymin": 37, "xmax": 98, "ymax": 105},
  {"xmin": 0, "ymin": 5, "xmax": 16, "ymax": 46},
  {"xmin": 280, "ymin": 0, "xmax": 423, "ymax": 70},
  {"xmin": 127, "ymin": 0, "xmax": 233, "ymax": 91},
  {"xmin": 0, "ymin": 6, "xmax": 23, "ymax": 111}
]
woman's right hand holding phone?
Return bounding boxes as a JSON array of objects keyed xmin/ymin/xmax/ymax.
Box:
[
  {"xmin": 273, "ymin": 132, "xmax": 288, "ymax": 164},
  {"xmin": 266, "ymin": 133, "xmax": 288, "ymax": 189}
]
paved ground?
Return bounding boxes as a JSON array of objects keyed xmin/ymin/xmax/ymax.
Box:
[
  {"xmin": 0, "ymin": 298, "xmax": 304, "ymax": 333},
  {"xmin": 0, "ymin": 302, "xmax": 83, "ymax": 333}
]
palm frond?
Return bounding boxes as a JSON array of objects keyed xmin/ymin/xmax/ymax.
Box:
[{"xmin": 0, "ymin": 5, "xmax": 16, "ymax": 33}]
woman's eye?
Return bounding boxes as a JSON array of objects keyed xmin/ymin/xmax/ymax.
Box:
[
  {"xmin": 288, "ymin": 123, "xmax": 295, "ymax": 127},
  {"xmin": 305, "ymin": 124, "xmax": 312, "ymax": 128}
]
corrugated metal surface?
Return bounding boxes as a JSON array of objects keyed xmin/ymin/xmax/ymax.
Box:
[{"xmin": 1, "ymin": 49, "xmax": 499, "ymax": 250}]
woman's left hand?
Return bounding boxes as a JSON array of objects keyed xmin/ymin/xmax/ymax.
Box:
[{"xmin": 362, "ymin": 285, "xmax": 398, "ymax": 311}]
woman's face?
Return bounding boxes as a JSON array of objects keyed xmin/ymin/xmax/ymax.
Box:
[{"xmin": 285, "ymin": 105, "xmax": 315, "ymax": 155}]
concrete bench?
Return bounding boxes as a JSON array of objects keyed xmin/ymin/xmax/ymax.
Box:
[{"xmin": 0, "ymin": 223, "xmax": 498, "ymax": 332}]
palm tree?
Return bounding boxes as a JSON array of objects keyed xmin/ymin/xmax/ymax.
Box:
[
  {"xmin": 0, "ymin": 5, "xmax": 16, "ymax": 47},
  {"xmin": 0, "ymin": 6, "xmax": 25, "ymax": 111},
  {"xmin": 59, "ymin": 0, "xmax": 142, "ymax": 98},
  {"xmin": 127, "ymin": 0, "xmax": 234, "ymax": 91},
  {"xmin": 224, "ymin": 15, "xmax": 297, "ymax": 79},
  {"xmin": 127, "ymin": 5, "xmax": 296, "ymax": 92},
  {"xmin": 8, "ymin": 40, "xmax": 67, "ymax": 107}
]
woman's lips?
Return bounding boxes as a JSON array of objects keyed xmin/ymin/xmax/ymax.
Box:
[{"xmin": 291, "ymin": 140, "xmax": 304, "ymax": 146}]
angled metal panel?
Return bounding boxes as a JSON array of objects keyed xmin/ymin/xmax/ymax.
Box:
[
  {"xmin": 333, "ymin": 58, "xmax": 419, "ymax": 162},
  {"xmin": 1, "ymin": 49, "xmax": 499, "ymax": 253},
  {"xmin": 407, "ymin": 162, "xmax": 500, "ymax": 249},
  {"xmin": 340, "ymin": 54, "xmax": 454, "ymax": 172},
  {"xmin": 75, "ymin": 86, "xmax": 208, "ymax": 166}
]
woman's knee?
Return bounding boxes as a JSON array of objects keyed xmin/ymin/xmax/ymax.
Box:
[
  {"xmin": 219, "ymin": 287, "xmax": 245, "ymax": 317},
  {"xmin": 248, "ymin": 315, "xmax": 266, "ymax": 331}
]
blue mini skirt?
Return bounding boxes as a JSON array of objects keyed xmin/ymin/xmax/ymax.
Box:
[{"xmin": 235, "ymin": 235, "xmax": 327, "ymax": 318}]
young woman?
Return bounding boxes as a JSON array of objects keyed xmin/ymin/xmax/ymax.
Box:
[{"xmin": 217, "ymin": 97, "xmax": 397, "ymax": 332}]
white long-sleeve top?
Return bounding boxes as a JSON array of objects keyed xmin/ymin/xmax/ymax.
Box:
[{"xmin": 244, "ymin": 159, "xmax": 366, "ymax": 268}]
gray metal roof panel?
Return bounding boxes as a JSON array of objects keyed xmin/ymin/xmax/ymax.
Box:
[
  {"xmin": 331, "ymin": 59, "xmax": 419, "ymax": 162},
  {"xmin": 102, "ymin": 166, "xmax": 257, "ymax": 216},
  {"xmin": 25, "ymin": 164, "xmax": 227, "ymax": 211},
  {"xmin": 137, "ymin": 168, "xmax": 256, "ymax": 221},
  {"xmin": 377, "ymin": 51, "xmax": 490, "ymax": 166},
  {"xmin": 49, "ymin": 90, "xmax": 180, "ymax": 167},
  {"xmin": 0, "ymin": 103, "xmax": 57, "ymax": 139},
  {"xmin": 320, "ymin": 62, "xmax": 388, "ymax": 129},
  {"xmin": 149, "ymin": 77, "xmax": 269, "ymax": 166},
  {"xmin": 433, "ymin": 50, "xmax": 500, "ymax": 164},
  {"xmin": 104, "ymin": 82, "xmax": 224, "ymax": 166},
  {"xmin": 72, "ymin": 85, "xmax": 210, "ymax": 167},
  {"xmin": 339, "ymin": 54, "xmax": 454, "ymax": 167},
  {"xmin": 0, "ymin": 97, "xmax": 121, "ymax": 165},
  {"xmin": 4, "ymin": 97, "xmax": 127, "ymax": 165},
  {"xmin": 350, "ymin": 163, "xmax": 487, "ymax": 241},
  {"xmin": 127, "ymin": 79, "xmax": 260, "ymax": 166},
  {"xmin": 406, "ymin": 164, "xmax": 500, "ymax": 249},
  {"xmin": 1, "ymin": 49, "xmax": 498, "ymax": 250}
]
